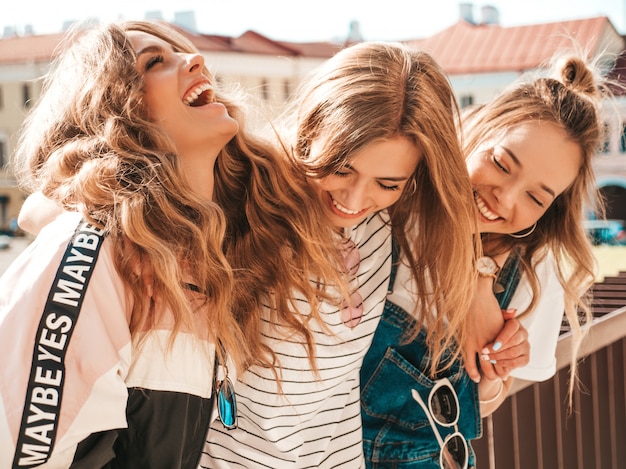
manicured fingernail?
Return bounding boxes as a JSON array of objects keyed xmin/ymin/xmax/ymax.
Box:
[
  {"xmin": 480, "ymin": 354, "xmax": 490, "ymax": 361},
  {"xmin": 472, "ymin": 376, "xmax": 481, "ymax": 383},
  {"xmin": 492, "ymin": 341, "xmax": 502, "ymax": 351},
  {"xmin": 481, "ymin": 347, "xmax": 489, "ymax": 355},
  {"xmin": 490, "ymin": 359, "xmax": 497, "ymax": 364}
]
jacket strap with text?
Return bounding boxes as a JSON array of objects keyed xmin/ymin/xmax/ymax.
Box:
[{"xmin": 12, "ymin": 220, "xmax": 106, "ymax": 468}]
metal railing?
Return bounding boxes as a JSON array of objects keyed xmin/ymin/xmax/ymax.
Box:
[{"xmin": 472, "ymin": 273, "xmax": 626, "ymax": 469}]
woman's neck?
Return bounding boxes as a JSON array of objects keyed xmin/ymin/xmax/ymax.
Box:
[
  {"xmin": 179, "ymin": 152, "xmax": 218, "ymax": 201},
  {"xmin": 482, "ymin": 234, "xmax": 512, "ymax": 266}
]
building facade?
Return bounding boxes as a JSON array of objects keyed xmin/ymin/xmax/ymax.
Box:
[
  {"xmin": 0, "ymin": 24, "xmax": 339, "ymax": 230},
  {"xmin": 408, "ymin": 11, "xmax": 626, "ymax": 222},
  {"xmin": 1, "ymin": 11, "xmax": 625, "ymax": 230}
]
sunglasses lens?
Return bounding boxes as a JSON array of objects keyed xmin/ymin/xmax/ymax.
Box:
[
  {"xmin": 441, "ymin": 434, "xmax": 468, "ymax": 469},
  {"xmin": 431, "ymin": 385, "xmax": 458, "ymax": 425},
  {"xmin": 217, "ymin": 377, "xmax": 237, "ymax": 428}
]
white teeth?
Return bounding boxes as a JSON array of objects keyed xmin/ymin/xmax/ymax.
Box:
[
  {"xmin": 332, "ymin": 197, "xmax": 360, "ymax": 215},
  {"xmin": 474, "ymin": 192, "xmax": 499, "ymax": 221},
  {"xmin": 184, "ymin": 83, "xmax": 212, "ymax": 106}
]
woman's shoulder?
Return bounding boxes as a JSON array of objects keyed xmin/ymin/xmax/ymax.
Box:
[
  {"xmin": 17, "ymin": 191, "xmax": 64, "ymax": 236},
  {"xmin": 528, "ymin": 247, "xmax": 560, "ymax": 284}
]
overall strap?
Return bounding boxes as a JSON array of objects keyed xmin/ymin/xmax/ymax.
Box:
[
  {"xmin": 388, "ymin": 236, "xmax": 522, "ymax": 310},
  {"xmin": 12, "ymin": 220, "xmax": 107, "ymax": 468},
  {"xmin": 388, "ymin": 235, "xmax": 400, "ymax": 293}
]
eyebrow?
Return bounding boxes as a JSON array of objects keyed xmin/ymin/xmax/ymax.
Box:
[
  {"xmin": 135, "ymin": 45, "xmax": 164, "ymax": 57},
  {"xmin": 135, "ymin": 42, "xmax": 179, "ymax": 59},
  {"xmin": 343, "ymin": 163, "xmax": 411, "ymax": 182},
  {"xmin": 498, "ymin": 145, "xmax": 556, "ymax": 199}
]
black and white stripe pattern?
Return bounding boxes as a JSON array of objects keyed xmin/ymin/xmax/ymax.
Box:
[{"xmin": 200, "ymin": 212, "xmax": 392, "ymax": 468}]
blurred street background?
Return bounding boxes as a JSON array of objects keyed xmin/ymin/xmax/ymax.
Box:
[{"xmin": 2, "ymin": 236, "xmax": 624, "ymax": 278}]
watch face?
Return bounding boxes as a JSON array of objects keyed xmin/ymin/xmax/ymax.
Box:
[{"xmin": 478, "ymin": 256, "xmax": 498, "ymax": 274}]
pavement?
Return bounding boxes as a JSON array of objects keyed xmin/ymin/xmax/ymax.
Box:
[{"xmin": 0, "ymin": 236, "xmax": 33, "ymax": 275}]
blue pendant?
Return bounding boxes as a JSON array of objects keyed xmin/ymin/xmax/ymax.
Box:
[{"xmin": 217, "ymin": 377, "xmax": 237, "ymax": 428}]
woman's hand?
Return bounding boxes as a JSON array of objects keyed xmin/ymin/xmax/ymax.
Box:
[
  {"xmin": 477, "ymin": 311, "xmax": 529, "ymax": 416},
  {"xmin": 480, "ymin": 310, "xmax": 530, "ymax": 379},
  {"xmin": 462, "ymin": 276, "xmax": 505, "ymax": 382}
]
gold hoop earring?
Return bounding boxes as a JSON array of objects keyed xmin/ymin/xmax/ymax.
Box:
[
  {"xmin": 509, "ymin": 222, "xmax": 537, "ymax": 239},
  {"xmin": 406, "ymin": 178, "xmax": 417, "ymax": 195}
]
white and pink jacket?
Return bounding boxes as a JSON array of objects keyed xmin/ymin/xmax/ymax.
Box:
[{"xmin": 0, "ymin": 212, "xmax": 219, "ymax": 468}]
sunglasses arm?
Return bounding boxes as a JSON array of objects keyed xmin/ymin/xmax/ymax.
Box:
[{"xmin": 411, "ymin": 389, "xmax": 445, "ymax": 447}]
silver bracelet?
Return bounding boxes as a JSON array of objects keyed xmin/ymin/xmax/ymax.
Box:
[{"xmin": 479, "ymin": 378, "xmax": 504, "ymax": 405}]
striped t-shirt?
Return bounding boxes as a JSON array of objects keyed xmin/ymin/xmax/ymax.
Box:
[{"xmin": 200, "ymin": 212, "xmax": 392, "ymax": 468}]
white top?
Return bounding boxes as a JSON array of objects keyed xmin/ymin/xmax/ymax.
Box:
[
  {"xmin": 387, "ymin": 250, "xmax": 564, "ymax": 383},
  {"xmin": 507, "ymin": 251, "xmax": 564, "ymax": 382},
  {"xmin": 200, "ymin": 212, "xmax": 392, "ymax": 469}
]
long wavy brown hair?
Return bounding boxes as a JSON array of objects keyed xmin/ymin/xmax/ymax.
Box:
[
  {"xmin": 283, "ymin": 41, "xmax": 480, "ymax": 374},
  {"xmin": 122, "ymin": 21, "xmax": 346, "ymax": 375},
  {"xmin": 462, "ymin": 52, "xmax": 610, "ymax": 403},
  {"xmin": 14, "ymin": 21, "xmax": 248, "ymax": 371}
]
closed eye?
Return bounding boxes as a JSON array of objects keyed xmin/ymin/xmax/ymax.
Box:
[
  {"xmin": 492, "ymin": 154, "xmax": 509, "ymax": 174},
  {"xmin": 333, "ymin": 169, "xmax": 351, "ymax": 177},
  {"xmin": 527, "ymin": 192, "xmax": 544, "ymax": 207},
  {"xmin": 378, "ymin": 182, "xmax": 400, "ymax": 191},
  {"xmin": 145, "ymin": 55, "xmax": 164, "ymax": 70}
]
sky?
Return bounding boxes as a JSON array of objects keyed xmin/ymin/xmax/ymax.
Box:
[{"xmin": 2, "ymin": 0, "xmax": 625, "ymax": 42}]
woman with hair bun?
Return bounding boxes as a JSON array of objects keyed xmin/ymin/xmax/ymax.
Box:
[{"xmin": 360, "ymin": 50, "xmax": 610, "ymax": 468}]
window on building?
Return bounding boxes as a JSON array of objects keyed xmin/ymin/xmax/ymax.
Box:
[
  {"xmin": 261, "ymin": 79, "xmax": 270, "ymax": 101},
  {"xmin": 283, "ymin": 79, "xmax": 291, "ymax": 101},
  {"xmin": 459, "ymin": 94, "xmax": 474, "ymax": 108},
  {"xmin": 22, "ymin": 83, "xmax": 31, "ymax": 108},
  {"xmin": 601, "ymin": 123, "xmax": 610, "ymax": 153},
  {"xmin": 0, "ymin": 136, "xmax": 7, "ymax": 168}
]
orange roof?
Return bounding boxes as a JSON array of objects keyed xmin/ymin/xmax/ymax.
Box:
[
  {"xmin": 0, "ymin": 16, "xmax": 621, "ymax": 72},
  {"xmin": 406, "ymin": 16, "xmax": 616, "ymax": 74},
  {"xmin": 0, "ymin": 32, "xmax": 65, "ymax": 64},
  {"xmin": 0, "ymin": 22, "xmax": 319, "ymax": 65},
  {"xmin": 277, "ymin": 40, "xmax": 343, "ymax": 58},
  {"xmin": 230, "ymin": 30, "xmax": 300, "ymax": 55}
]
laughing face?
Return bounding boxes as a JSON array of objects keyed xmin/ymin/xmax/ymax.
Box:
[
  {"xmin": 128, "ymin": 30, "xmax": 238, "ymax": 161},
  {"xmin": 466, "ymin": 121, "xmax": 582, "ymax": 235},
  {"xmin": 311, "ymin": 136, "xmax": 422, "ymax": 229}
]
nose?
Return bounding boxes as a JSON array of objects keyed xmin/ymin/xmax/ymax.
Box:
[
  {"xmin": 494, "ymin": 184, "xmax": 521, "ymax": 213},
  {"xmin": 184, "ymin": 53, "xmax": 205, "ymax": 73},
  {"xmin": 342, "ymin": 179, "xmax": 370, "ymax": 210}
]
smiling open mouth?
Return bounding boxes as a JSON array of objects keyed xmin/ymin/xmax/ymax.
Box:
[
  {"xmin": 328, "ymin": 193, "xmax": 367, "ymax": 217},
  {"xmin": 474, "ymin": 191, "xmax": 500, "ymax": 221},
  {"xmin": 184, "ymin": 83, "xmax": 213, "ymax": 107}
]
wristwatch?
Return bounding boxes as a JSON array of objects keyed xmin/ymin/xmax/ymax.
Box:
[{"xmin": 477, "ymin": 256, "xmax": 500, "ymax": 279}]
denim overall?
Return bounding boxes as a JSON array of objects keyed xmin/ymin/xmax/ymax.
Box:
[{"xmin": 360, "ymin": 242, "xmax": 521, "ymax": 468}]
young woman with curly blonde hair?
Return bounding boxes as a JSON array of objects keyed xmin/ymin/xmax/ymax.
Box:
[{"xmin": 1, "ymin": 20, "xmax": 344, "ymax": 467}]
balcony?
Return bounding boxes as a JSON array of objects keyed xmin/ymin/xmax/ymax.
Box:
[{"xmin": 472, "ymin": 272, "xmax": 626, "ymax": 469}]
